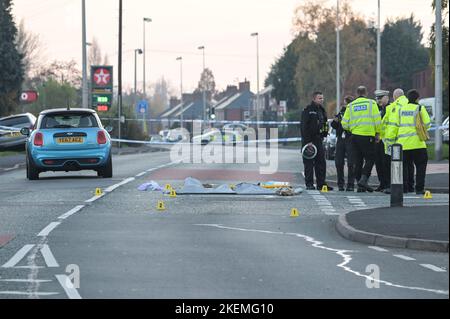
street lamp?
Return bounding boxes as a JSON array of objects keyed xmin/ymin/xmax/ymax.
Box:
[
  {"xmin": 251, "ymin": 32, "xmax": 260, "ymax": 129},
  {"xmin": 376, "ymin": 0, "xmax": 381, "ymax": 90},
  {"xmin": 176, "ymin": 56, "xmax": 183, "ymax": 129},
  {"xmin": 134, "ymin": 49, "xmax": 143, "ymax": 95},
  {"xmin": 198, "ymin": 45, "xmax": 206, "ymax": 124},
  {"xmin": 143, "ymin": 17, "xmax": 152, "ymax": 96}
]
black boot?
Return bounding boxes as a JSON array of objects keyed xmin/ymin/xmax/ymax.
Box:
[{"xmin": 358, "ymin": 175, "xmax": 373, "ymax": 192}]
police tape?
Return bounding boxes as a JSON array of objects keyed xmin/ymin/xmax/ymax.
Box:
[
  {"xmin": 111, "ymin": 137, "xmax": 303, "ymax": 145},
  {"xmin": 100, "ymin": 118, "xmax": 301, "ymax": 125},
  {"xmin": 0, "ymin": 125, "xmax": 21, "ymax": 131}
]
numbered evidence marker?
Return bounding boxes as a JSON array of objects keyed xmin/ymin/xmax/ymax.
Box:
[
  {"xmin": 321, "ymin": 185, "xmax": 328, "ymax": 193},
  {"xmin": 157, "ymin": 201, "xmax": 166, "ymax": 211},
  {"xmin": 169, "ymin": 189, "xmax": 177, "ymax": 198},
  {"xmin": 424, "ymin": 191, "xmax": 432, "ymax": 199},
  {"xmin": 290, "ymin": 208, "xmax": 300, "ymax": 218},
  {"xmin": 95, "ymin": 188, "xmax": 103, "ymax": 196},
  {"xmin": 165, "ymin": 184, "xmax": 172, "ymax": 191}
]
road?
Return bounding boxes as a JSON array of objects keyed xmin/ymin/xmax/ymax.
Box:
[{"xmin": 0, "ymin": 147, "xmax": 448, "ymax": 299}]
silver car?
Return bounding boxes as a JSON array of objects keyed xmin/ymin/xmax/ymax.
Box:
[{"xmin": 0, "ymin": 113, "xmax": 36, "ymax": 151}]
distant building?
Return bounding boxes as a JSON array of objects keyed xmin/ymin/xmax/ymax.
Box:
[
  {"xmin": 412, "ymin": 67, "xmax": 434, "ymax": 98},
  {"xmin": 213, "ymin": 80, "xmax": 255, "ymax": 122}
]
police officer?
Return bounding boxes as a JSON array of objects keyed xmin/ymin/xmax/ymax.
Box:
[
  {"xmin": 387, "ymin": 89, "xmax": 431, "ymax": 194},
  {"xmin": 331, "ymin": 95, "xmax": 355, "ymax": 191},
  {"xmin": 342, "ymin": 86, "xmax": 381, "ymax": 192},
  {"xmin": 382, "ymin": 88, "xmax": 409, "ymax": 194},
  {"xmin": 373, "ymin": 89, "xmax": 390, "ymax": 192},
  {"xmin": 301, "ymin": 91, "xmax": 333, "ymax": 191}
]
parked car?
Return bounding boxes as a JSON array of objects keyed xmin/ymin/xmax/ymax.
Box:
[
  {"xmin": 166, "ymin": 128, "xmax": 189, "ymax": 143},
  {"xmin": 21, "ymin": 108, "xmax": 112, "ymax": 180},
  {"xmin": 443, "ymin": 116, "xmax": 449, "ymax": 144},
  {"xmin": 0, "ymin": 113, "xmax": 36, "ymax": 151},
  {"xmin": 192, "ymin": 129, "xmax": 243, "ymax": 145},
  {"xmin": 222, "ymin": 123, "xmax": 249, "ymax": 132}
]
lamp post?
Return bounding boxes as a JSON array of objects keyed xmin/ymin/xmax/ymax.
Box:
[
  {"xmin": 143, "ymin": 17, "xmax": 152, "ymax": 97},
  {"xmin": 251, "ymin": 32, "xmax": 260, "ymax": 130},
  {"xmin": 198, "ymin": 45, "xmax": 206, "ymax": 125},
  {"xmin": 376, "ymin": 0, "xmax": 381, "ymax": 90},
  {"xmin": 134, "ymin": 49, "xmax": 143, "ymax": 96},
  {"xmin": 336, "ymin": 0, "xmax": 340, "ymax": 113},
  {"xmin": 176, "ymin": 56, "xmax": 183, "ymax": 129},
  {"xmin": 82, "ymin": 0, "xmax": 88, "ymax": 109}
]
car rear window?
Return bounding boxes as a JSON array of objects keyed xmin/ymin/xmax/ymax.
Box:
[
  {"xmin": 41, "ymin": 113, "xmax": 98, "ymax": 129},
  {"xmin": 0, "ymin": 116, "xmax": 32, "ymax": 128}
]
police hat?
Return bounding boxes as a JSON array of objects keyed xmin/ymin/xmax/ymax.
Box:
[
  {"xmin": 301, "ymin": 144, "xmax": 318, "ymax": 160},
  {"xmin": 374, "ymin": 90, "xmax": 390, "ymax": 98}
]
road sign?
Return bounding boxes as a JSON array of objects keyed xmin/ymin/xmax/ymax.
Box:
[
  {"xmin": 91, "ymin": 66, "xmax": 113, "ymax": 90},
  {"xmin": 136, "ymin": 100, "xmax": 149, "ymax": 114},
  {"xmin": 20, "ymin": 90, "xmax": 38, "ymax": 103}
]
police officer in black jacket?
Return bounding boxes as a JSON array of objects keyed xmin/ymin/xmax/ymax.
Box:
[
  {"xmin": 331, "ymin": 95, "xmax": 355, "ymax": 191},
  {"xmin": 301, "ymin": 91, "xmax": 333, "ymax": 191}
]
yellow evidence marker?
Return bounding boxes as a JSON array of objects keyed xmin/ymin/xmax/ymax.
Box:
[
  {"xmin": 424, "ymin": 191, "xmax": 432, "ymax": 199},
  {"xmin": 165, "ymin": 184, "xmax": 172, "ymax": 191},
  {"xmin": 290, "ymin": 208, "xmax": 300, "ymax": 218},
  {"xmin": 157, "ymin": 200, "xmax": 166, "ymax": 211},
  {"xmin": 95, "ymin": 188, "xmax": 103, "ymax": 196},
  {"xmin": 321, "ymin": 185, "xmax": 328, "ymax": 193},
  {"xmin": 169, "ymin": 189, "xmax": 177, "ymax": 198}
]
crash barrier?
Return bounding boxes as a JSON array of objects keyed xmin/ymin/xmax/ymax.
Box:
[{"xmin": 390, "ymin": 144, "xmax": 403, "ymax": 207}]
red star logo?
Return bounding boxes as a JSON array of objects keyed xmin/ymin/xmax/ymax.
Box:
[{"xmin": 94, "ymin": 68, "xmax": 111, "ymax": 86}]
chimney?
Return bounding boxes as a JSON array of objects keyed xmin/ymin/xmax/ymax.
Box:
[
  {"xmin": 226, "ymin": 85, "xmax": 238, "ymax": 95},
  {"xmin": 169, "ymin": 96, "xmax": 180, "ymax": 108},
  {"xmin": 182, "ymin": 93, "xmax": 194, "ymax": 103},
  {"xmin": 239, "ymin": 80, "xmax": 250, "ymax": 92}
]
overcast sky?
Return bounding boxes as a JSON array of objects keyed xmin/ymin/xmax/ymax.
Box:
[{"xmin": 12, "ymin": 0, "xmax": 440, "ymax": 96}]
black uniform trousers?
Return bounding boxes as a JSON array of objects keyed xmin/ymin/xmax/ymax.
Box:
[
  {"xmin": 335, "ymin": 136, "xmax": 354, "ymax": 188},
  {"xmin": 403, "ymin": 148, "xmax": 428, "ymax": 192},
  {"xmin": 374, "ymin": 140, "xmax": 390, "ymax": 189},
  {"xmin": 303, "ymin": 138, "xmax": 326, "ymax": 188},
  {"xmin": 351, "ymin": 135, "xmax": 376, "ymax": 183}
]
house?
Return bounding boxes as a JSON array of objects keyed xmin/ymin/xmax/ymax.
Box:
[{"xmin": 213, "ymin": 81, "xmax": 255, "ymax": 122}]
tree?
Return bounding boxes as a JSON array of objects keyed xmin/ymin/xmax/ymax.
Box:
[
  {"xmin": 381, "ymin": 15, "xmax": 429, "ymax": 91},
  {"xmin": 150, "ymin": 77, "xmax": 170, "ymax": 117},
  {"xmin": 0, "ymin": 0, "xmax": 24, "ymax": 117},
  {"xmin": 88, "ymin": 37, "xmax": 103, "ymax": 66},
  {"xmin": 16, "ymin": 19, "xmax": 44, "ymax": 81},
  {"xmin": 196, "ymin": 68, "xmax": 216, "ymax": 97},
  {"xmin": 429, "ymin": 0, "xmax": 449, "ymax": 115}
]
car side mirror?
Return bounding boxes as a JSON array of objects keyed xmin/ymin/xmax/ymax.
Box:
[
  {"xmin": 105, "ymin": 126, "xmax": 113, "ymax": 133},
  {"xmin": 20, "ymin": 127, "xmax": 30, "ymax": 136}
]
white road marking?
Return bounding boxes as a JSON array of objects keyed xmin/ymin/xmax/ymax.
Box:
[
  {"xmin": 14, "ymin": 266, "xmax": 45, "ymax": 269},
  {"xmin": 0, "ymin": 279, "xmax": 52, "ymax": 283},
  {"xmin": 2, "ymin": 245, "xmax": 34, "ymax": 268},
  {"xmin": 393, "ymin": 255, "xmax": 416, "ymax": 261},
  {"xmin": 37, "ymin": 222, "xmax": 61, "ymax": 237},
  {"xmin": 40, "ymin": 245, "xmax": 59, "ymax": 267},
  {"xmin": 0, "ymin": 291, "xmax": 58, "ymax": 296},
  {"xmin": 135, "ymin": 171, "xmax": 146, "ymax": 177},
  {"xmin": 368, "ymin": 246, "xmax": 389, "ymax": 252},
  {"xmin": 85, "ymin": 195, "xmax": 104, "ymax": 203},
  {"xmin": 420, "ymin": 264, "xmax": 447, "ymax": 273},
  {"xmin": 58, "ymin": 205, "xmax": 85, "ymax": 220},
  {"xmin": 56, "ymin": 275, "xmax": 82, "ymax": 299},
  {"xmin": 197, "ymin": 224, "xmax": 448, "ymax": 296},
  {"xmin": 4, "ymin": 164, "xmax": 20, "ymax": 171}
]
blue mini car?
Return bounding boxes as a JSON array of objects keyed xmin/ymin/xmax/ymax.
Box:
[{"xmin": 21, "ymin": 108, "xmax": 113, "ymax": 180}]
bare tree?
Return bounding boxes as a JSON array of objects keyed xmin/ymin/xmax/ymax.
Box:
[
  {"xmin": 15, "ymin": 19, "xmax": 45, "ymax": 79},
  {"xmin": 88, "ymin": 37, "xmax": 102, "ymax": 66}
]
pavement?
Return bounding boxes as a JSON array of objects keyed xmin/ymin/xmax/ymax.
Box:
[
  {"xmin": 325, "ymin": 160, "xmax": 449, "ymax": 194},
  {"xmin": 337, "ymin": 205, "xmax": 449, "ymax": 252}
]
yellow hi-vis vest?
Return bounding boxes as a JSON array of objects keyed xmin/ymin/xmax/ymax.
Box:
[
  {"xmin": 342, "ymin": 97, "xmax": 381, "ymax": 137},
  {"xmin": 382, "ymin": 95, "xmax": 408, "ymax": 154},
  {"xmin": 388, "ymin": 103, "xmax": 431, "ymax": 151}
]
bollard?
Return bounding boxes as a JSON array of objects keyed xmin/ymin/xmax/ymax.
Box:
[{"xmin": 390, "ymin": 144, "xmax": 403, "ymax": 207}]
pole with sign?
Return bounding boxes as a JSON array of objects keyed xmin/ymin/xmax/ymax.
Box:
[
  {"xmin": 390, "ymin": 144, "xmax": 403, "ymax": 207},
  {"xmin": 91, "ymin": 65, "xmax": 113, "ymax": 112}
]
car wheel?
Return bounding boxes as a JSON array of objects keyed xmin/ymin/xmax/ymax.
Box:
[
  {"xmin": 98, "ymin": 154, "xmax": 113, "ymax": 178},
  {"xmin": 26, "ymin": 155, "xmax": 39, "ymax": 180}
]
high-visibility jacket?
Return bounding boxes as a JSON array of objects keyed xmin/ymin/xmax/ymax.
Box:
[
  {"xmin": 342, "ymin": 97, "xmax": 381, "ymax": 137},
  {"xmin": 387, "ymin": 102, "xmax": 431, "ymax": 151},
  {"xmin": 382, "ymin": 95, "xmax": 408, "ymax": 154}
]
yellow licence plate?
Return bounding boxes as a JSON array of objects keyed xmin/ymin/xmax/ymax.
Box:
[
  {"xmin": 9, "ymin": 132, "xmax": 21, "ymax": 137},
  {"xmin": 57, "ymin": 137, "xmax": 84, "ymax": 144}
]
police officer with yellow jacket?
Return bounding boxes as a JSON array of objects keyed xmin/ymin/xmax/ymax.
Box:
[
  {"xmin": 373, "ymin": 89, "xmax": 390, "ymax": 192},
  {"xmin": 385, "ymin": 89, "xmax": 431, "ymax": 195},
  {"xmin": 342, "ymin": 86, "xmax": 381, "ymax": 192}
]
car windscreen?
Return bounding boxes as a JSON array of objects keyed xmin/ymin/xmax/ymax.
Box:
[
  {"xmin": 41, "ymin": 113, "xmax": 99, "ymax": 129},
  {"xmin": 0, "ymin": 116, "xmax": 32, "ymax": 128}
]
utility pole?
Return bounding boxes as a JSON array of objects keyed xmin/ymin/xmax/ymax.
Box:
[
  {"xmin": 376, "ymin": 0, "xmax": 381, "ymax": 90},
  {"xmin": 176, "ymin": 57, "xmax": 183, "ymax": 130},
  {"xmin": 336, "ymin": 0, "xmax": 340, "ymax": 113},
  {"xmin": 143, "ymin": 17, "xmax": 152, "ymax": 96},
  {"xmin": 118, "ymin": 0, "xmax": 123, "ymax": 148},
  {"xmin": 435, "ymin": 0, "xmax": 443, "ymax": 161},
  {"xmin": 251, "ymin": 32, "xmax": 260, "ymax": 130},
  {"xmin": 81, "ymin": 0, "xmax": 88, "ymax": 108},
  {"xmin": 198, "ymin": 46, "xmax": 206, "ymax": 125}
]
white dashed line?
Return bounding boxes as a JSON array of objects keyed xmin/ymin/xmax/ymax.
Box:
[
  {"xmin": 135, "ymin": 171, "xmax": 146, "ymax": 177},
  {"xmin": 420, "ymin": 264, "xmax": 447, "ymax": 273},
  {"xmin": 58, "ymin": 205, "xmax": 85, "ymax": 220},
  {"xmin": 368, "ymin": 246, "xmax": 389, "ymax": 252},
  {"xmin": 393, "ymin": 255, "xmax": 416, "ymax": 261},
  {"xmin": 0, "ymin": 291, "xmax": 58, "ymax": 296},
  {"xmin": 0, "ymin": 279, "xmax": 52, "ymax": 283},
  {"xmin": 37, "ymin": 222, "xmax": 61, "ymax": 237},
  {"xmin": 2, "ymin": 245, "xmax": 34, "ymax": 268},
  {"xmin": 56, "ymin": 275, "xmax": 82, "ymax": 299},
  {"xmin": 85, "ymin": 195, "xmax": 104, "ymax": 203},
  {"xmin": 40, "ymin": 245, "xmax": 59, "ymax": 267}
]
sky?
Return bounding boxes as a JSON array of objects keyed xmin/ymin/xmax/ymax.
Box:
[{"xmin": 11, "ymin": 0, "xmax": 440, "ymax": 97}]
